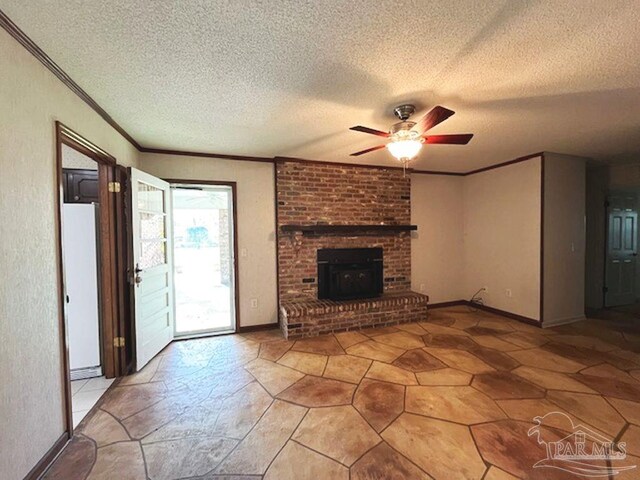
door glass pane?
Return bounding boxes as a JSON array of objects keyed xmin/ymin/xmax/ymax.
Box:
[
  {"xmin": 140, "ymin": 212, "xmax": 166, "ymax": 240},
  {"xmin": 140, "ymin": 240, "xmax": 166, "ymax": 269},
  {"xmin": 172, "ymin": 186, "xmax": 234, "ymax": 335},
  {"xmin": 138, "ymin": 182, "xmax": 165, "ymax": 212}
]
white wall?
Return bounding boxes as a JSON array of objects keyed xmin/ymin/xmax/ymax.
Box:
[
  {"xmin": 138, "ymin": 153, "xmax": 278, "ymax": 328},
  {"xmin": 411, "ymin": 175, "xmax": 465, "ymax": 304},
  {"xmin": 543, "ymin": 153, "xmax": 586, "ymax": 325},
  {"xmin": 0, "ymin": 29, "xmax": 138, "ymax": 480},
  {"xmin": 463, "ymin": 158, "xmax": 543, "ymax": 321}
]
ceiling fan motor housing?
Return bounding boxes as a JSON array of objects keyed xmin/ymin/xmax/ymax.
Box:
[{"xmin": 393, "ymin": 104, "xmax": 416, "ymax": 121}]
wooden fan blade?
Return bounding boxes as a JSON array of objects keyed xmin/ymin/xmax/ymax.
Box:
[
  {"xmin": 415, "ymin": 106, "xmax": 455, "ymax": 134},
  {"xmin": 424, "ymin": 134, "xmax": 474, "ymax": 145},
  {"xmin": 350, "ymin": 144, "xmax": 386, "ymax": 156},
  {"xmin": 349, "ymin": 125, "xmax": 390, "ymax": 137}
]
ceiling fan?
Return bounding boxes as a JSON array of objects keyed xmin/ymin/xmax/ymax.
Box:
[{"xmin": 349, "ymin": 105, "xmax": 473, "ymax": 168}]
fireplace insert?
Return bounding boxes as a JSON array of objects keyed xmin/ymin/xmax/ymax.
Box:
[{"xmin": 317, "ymin": 248, "xmax": 383, "ymax": 301}]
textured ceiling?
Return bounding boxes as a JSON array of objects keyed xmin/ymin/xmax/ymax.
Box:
[{"xmin": 3, "ymin": 0, "xmax": 640, "ymax": 171}]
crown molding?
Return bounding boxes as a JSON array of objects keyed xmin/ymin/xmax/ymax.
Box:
[
  {"xmin": 411, "ymin": 169, "xmax": 466, "ymax": 176},
  {"xmin": 139, "ymin": 147, "xmax": 273, "ymax": 163},
  {"xmin": 274, "ymin": 156, "xmax": 408, "ymax": 171},
  {"xmin": 464, "ymin": 152, "xmax": 545, "ymax": 175}
]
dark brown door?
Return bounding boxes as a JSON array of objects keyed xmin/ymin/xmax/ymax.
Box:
[{"xmin": 63, "ymin": 168, "xmax": 99, "ymax": 204}]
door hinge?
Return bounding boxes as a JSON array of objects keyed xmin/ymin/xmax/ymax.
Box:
[
  {"xmin": 113, "ymin": 337, "xmax": 126, "ymax": 348},
  {"xmin": 108, "ymin": 182, "xmax": 121, "ymax": 193}
]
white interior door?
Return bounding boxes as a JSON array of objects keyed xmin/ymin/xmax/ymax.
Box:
[{"xmin": 131, "ymin": 168, "xmax": 175, "ymax": 370}]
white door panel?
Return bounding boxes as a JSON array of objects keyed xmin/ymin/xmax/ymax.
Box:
[
  {"xmin": 131, "ymin": 168, "xmax": 175, "ymax": 370},
  {"xmin": 63, "ymin": 203, "xmax": 101, "ymax": 372}
]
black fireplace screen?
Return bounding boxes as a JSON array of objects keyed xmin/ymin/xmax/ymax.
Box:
[{"xmin": 317, "ymin": 248, "xmax": 383, "ymax": 300}]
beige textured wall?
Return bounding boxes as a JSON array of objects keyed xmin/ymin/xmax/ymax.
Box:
[
  {"xmin": 609, "ymin": 164, "xmax": 640, "ymax": 189},
  {"xmin": 0, "ymin": 29, "xmax": 138, "ymax": 480},
  {"xmin": 463, "ymin": 158, "xmax": 543, "ymax": 321},
  {"xmin": 61, "ymin": 143, "xmax": 97, "ymax": 170},
  {"xmin": 543, "ymin": 153, "xmax": 586, "ymax": 325},
  {"xmin": 138, "ymin": 153, "xmax": 278, "ymax": 327},
  {"xmin": 411, "ymin": 174, "xmax": 465, "ymax": 304}
]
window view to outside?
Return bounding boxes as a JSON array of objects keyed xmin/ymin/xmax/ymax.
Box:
[{"xmin": 172, "ymin": 186, "xmax": 234, "ymax": 335}]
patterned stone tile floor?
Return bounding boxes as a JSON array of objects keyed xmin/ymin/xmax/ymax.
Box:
[{"xmin": 43, "ymin": 306, "xmax": 640, "ymax": 480}]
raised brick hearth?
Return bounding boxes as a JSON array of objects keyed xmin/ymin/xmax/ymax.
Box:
[
  {"xmin": 280, "ymin": 291, "xmax": 429, "ymax": 339},
  {"xmin": 276, "ymin": 159, "xmax": 427, "ymax": 338}
]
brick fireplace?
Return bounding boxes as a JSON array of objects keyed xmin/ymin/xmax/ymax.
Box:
[{"xmin": 276, "ymin": 159, "xmax": 428, "ymax": 338}]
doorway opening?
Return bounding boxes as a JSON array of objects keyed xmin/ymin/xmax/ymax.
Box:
[
  {"xmin": 170, "ymin": 182, "xmax": 238, "ymax": 337},
  {"xmin": 605, "ymin": 192, "xmax": 638, "ymax": 308},
  {"xmin": 55, "ymin": 123, "xmax": 131, "ymax": 435},
  {"xmin": 61, "ymin": 145, "xmax": 114, "ymax": 426}
]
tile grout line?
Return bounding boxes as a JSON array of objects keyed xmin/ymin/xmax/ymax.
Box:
[{"xmin": 259, "ymin": 404, "xmax": 311, "ymax": 477}]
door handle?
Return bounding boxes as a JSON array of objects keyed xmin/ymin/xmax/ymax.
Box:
[{"xmin": 134, "ymin": 263, "xmax": 143, "ymax": 286}]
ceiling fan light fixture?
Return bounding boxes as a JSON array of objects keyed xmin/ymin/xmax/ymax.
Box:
[
  {"xmin": 349, "ymin": 105, "xmax": 471, "ymax": 166},
  {"xmin": 386, "ymin": 130, "xmax": 423, "ymax": 163}
]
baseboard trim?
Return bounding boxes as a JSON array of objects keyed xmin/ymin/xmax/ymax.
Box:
[
  {"xmin": 428, "ymin": 300, "xmax": 542, "ymax": 327},
  {"xmin": 24, "ymin": 432, "xmax": 69, "ymax": 480},
  {"xmin": 238, "ymin": 323, "xmax": 279, "ymax": 333},
  {"xmin": 541, "ymin": 315, "xmax": 586, "ymax": 328},
  {"xmin": 469, "ymin": 303, "xmax": 541, "ymax": 326},
  {"xmin": 428, "ymin": 300, "xmax": 468, "ymax": 309}
]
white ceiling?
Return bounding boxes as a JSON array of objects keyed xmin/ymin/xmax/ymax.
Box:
[{"xmin": 3, "ymin": 0, "xmax": 640, "ymax": 172}]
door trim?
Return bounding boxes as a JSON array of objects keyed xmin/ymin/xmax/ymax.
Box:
[
  {"xmin": 116, "ymin": 166, "xmax": 135, "ymax": 375},
  {"xmin": 54, "ymin": 122, "xmax": 125, "ymax": 438},
  {"xmin": 164, "ymin": 179, "xmax": 241, "ymax": 332}
]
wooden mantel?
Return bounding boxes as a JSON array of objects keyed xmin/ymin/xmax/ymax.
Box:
[{"xmin": 280, "ymin": 224, "xmax": 418, "ymax": 236}]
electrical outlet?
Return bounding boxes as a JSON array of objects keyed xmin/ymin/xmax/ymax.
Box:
[
  {"xmin": 241, "ymin": 248, "xmax": 248, "ymax": 258},
  {"xmin": 250, "ymin": 298, "xmax": 258, "ymax": 309},
  {"xmin": 505, "ymin": 289, "xmax": 512, "ymax": 298},
  {"xmin": 420, "ymin": 283, "xmax": 426, "ymax": 292}
]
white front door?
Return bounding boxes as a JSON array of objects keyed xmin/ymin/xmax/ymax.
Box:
[{"xmin": 131, "ymin": 168, "xmax": 175, "ymax": 370}]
